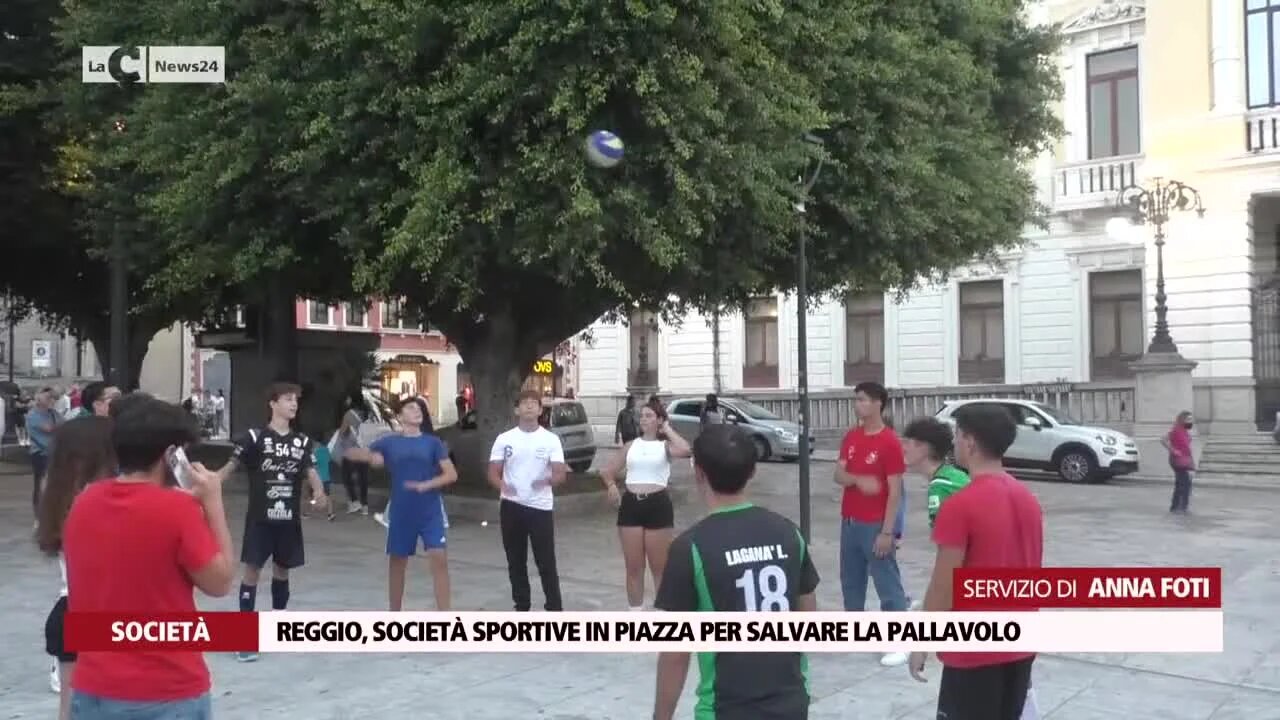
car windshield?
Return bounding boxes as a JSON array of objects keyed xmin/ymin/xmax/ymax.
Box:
[
  {"xmin": 727, "ymin": 399, "xmax": 781, "ymax": 421},
  {"xmin": 550, "ymin": 403, "xmax": 588, "ymax": 427},
  {"xmin": 1034, "ymin": 403, "xmax": 1079, "ymax": 426}
]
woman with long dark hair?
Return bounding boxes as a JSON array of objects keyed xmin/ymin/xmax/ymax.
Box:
[
  {"xmin": 601, "ymin": 398, "xmax": 692, "ymax": 610},
  {"xmin": 35, "ymin": 416, "xmax": 116, "ymax": 720}
]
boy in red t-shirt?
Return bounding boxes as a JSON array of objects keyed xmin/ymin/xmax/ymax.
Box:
[
  {"xmin": 832, "ymin": 382, "xmax": 909, "ymax": 666},
  {"xmin": 63, "ymin": 395, "xmax": 235, "ymax": 719},
  {"xmin": 909, "ymin": 402, "xmax": 1044, "ymax": 720}
]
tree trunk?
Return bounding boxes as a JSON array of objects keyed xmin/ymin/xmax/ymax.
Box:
[
  {"xmin": 126, "ymin": 324, "xmax": 152, "ymax": 391},
  {"xmin": 83, "ymin": 316, "xmax": 160, "ymax": 391},
  {"xmin": 448, "ymin": 309, "xmax": 540, "ymax": 486},
  {"xmin": 263, "ymin": 279, "xmax": 299, "ymax": 383},
  {"xmin": 711, "ymin": 309, "xmax": 722, "ymax": 394}
]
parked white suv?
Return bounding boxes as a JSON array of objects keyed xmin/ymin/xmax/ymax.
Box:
[{"xmin": 933, "ymin": 399, "xmax": 1139, "ymax": 483}]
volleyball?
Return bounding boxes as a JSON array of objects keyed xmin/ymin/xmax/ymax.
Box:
[{"xmin": 585, "ymin": 130, "xmax": 624, "ymax": 169}]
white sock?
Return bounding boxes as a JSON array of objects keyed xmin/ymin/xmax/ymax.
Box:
[{"xmin": 629, "ymin": 605, "xmax": 644, "ymax": 612}]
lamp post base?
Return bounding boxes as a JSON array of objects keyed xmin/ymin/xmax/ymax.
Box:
[{"xmin": 1129, "ymin": 351, "xmax": 1199, "ymax": 470}]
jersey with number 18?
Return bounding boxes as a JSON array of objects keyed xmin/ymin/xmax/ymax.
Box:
[{"xmin": 654, "ymin": 502, "xmax": 820, "ymax": 720}]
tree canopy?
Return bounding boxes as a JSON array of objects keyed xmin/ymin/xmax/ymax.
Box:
[{"xmin": 48, "ymin": 0, "xmax": 1059, "ymax": 470}]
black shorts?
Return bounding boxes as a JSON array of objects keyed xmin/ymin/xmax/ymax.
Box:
[
  {"xmin": 616, "ymin": 488, "xmax": 674, "ymax": 529},
  {"xmin": 241, "ymin": 520, "xmax": 306, "ymax": 569},
  {"xmin": 937, "ymin": 657, "xmax": 1034, "ymax": 720},
  {"xmin": 45, "ymin": 595, "xmax": 75, "ymax": 663}
]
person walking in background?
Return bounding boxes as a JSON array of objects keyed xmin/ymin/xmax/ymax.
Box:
[
  {"xmin": 833, "ymin": 381, "xmax": 910, "ymax": 667},
  {"xmin": 63, "ymin": 396, "xmax": 235, "ymax": 720},
  {"xmin": 337, "ymin": 393, "xmax": 371, "ymax": 515},
  {"xmin": 600, "ymin": 399, "xmax": 692, "ymax": 610},
  {"xmin": 910, "ymin": 403, "xmax": 1044, "ymax": 720},
  {"xmin": 67, "ymin": 384, "xmax": 82, "ymax": 415},
  {"xmin": 15, "ymin": 390, "xmax": 31, "ymax": 446},
  {"xmin": 1163, "ymin": 410, "xmax": 1195, "ymax": 514},
  {"xmin": 700, "ymin": 393, "xmax": 724, "ymax": 426},
  {"xmin": 652, "ymin": 424, "xmax": 820, "ymax": 720},
  {"xmin": 614, "ymin": 394, "xmax": 639, "ymax": 445},
  {"xmin": 309, "ymin": 441, "xmax": 336, "ymax": 521},
  {"xmin": 75, "ymin": 382, "xmax": 121, "ymax": 419},
  {"xmin": 52, "ymin": 386, "xmax": 71, "ymax": 419},
  {"xmin": 213, "ymin": 390, "xmax": 226, "ymax": 437},
  {"xmin": 35, "ymin": 416, "xmax": 116, "ymax": 717},
  {"xmin": 455, "ymin": 388, "xmax": 468, "ymax": 423},
  {"xmin": 489, "ymin": 390, "xmax": 568, "ymax": 611},
  {"xmin": 26, "ymin": 387, "xmax": 59, "ymax": 520}
]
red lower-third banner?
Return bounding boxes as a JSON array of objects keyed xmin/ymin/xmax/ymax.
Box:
[{"xmin": 64, "ymin": 612, "xmax": 259, "ymax": 653}]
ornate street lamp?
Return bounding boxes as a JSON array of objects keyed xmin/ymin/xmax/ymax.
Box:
[
  {"xmin": 1111, "ymin": 178, "xmax": 1205, "ymax": 355},
  {"xmin": 795, "ymin": 133, "xmax": 825, "ymax": 544}
]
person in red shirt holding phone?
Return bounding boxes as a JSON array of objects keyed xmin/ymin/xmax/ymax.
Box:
[
  {"xmin": 833, "ymin": 381, "xmax": 910, "ymax": 667},
  {"xmin": 63, "ymin": 395, "xmax": 235, "ymax": 720},
  {"xmin": 910, "ymin": 402, "xmax": 1044, "ymax": 720}
]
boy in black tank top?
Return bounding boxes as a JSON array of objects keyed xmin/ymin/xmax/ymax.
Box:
[{"xmin": 653, "ymin": 424, "xmax": 820, "ymax": 720}]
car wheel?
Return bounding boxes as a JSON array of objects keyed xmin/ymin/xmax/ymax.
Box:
[
  {"xmin": 1055, "ymin": 447, "xmax": 1097, "ymax": 483},
  {"xmin": 568, "ymin": 460, "xmax": 592, "ymax": 474},
  {"xmin": 753, "ymin": 436, "xmax": 771, "ymax": 462}
]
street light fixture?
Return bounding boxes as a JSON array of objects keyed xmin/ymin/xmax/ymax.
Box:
[
  {"xmin": 795, "ymin": 132, "xmax": 825, "ymax": 544},
  {"xmin": 1111, "ymin": 178, "xmax": 1205, "ymax": 355}
]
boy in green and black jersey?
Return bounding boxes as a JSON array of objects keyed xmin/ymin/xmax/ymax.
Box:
[
  {"xmin": 653, "ymin": 424, "xmax": 820, "ymax": 720},
  {"xmin": 901, "ymin": 418, "xmax": 970, "ymax": 530}
]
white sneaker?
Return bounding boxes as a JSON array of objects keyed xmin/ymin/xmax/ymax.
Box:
[
  {"xmin": 346, "ymin": 502, "xmax": 362, "ymax": 514},
  {"xmin": 49, "ymin": 660, "xmax": 60, "ymax": 694},
  {"xmin": 373, "ymin": 512, "xmax": 389, "ymax": 528},
  {"xmin": 880, "ymin": 652, "xmax": 909, "ymax": 667},
  {"xmin": 909, "ymin": 599, "xmax": 923, "ymax": 611}
]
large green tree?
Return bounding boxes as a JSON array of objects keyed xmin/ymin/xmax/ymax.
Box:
[
  {"xmin": 56, "ymin": 0, "xmax": 1058, "ymax": 475},
  {"xmin": 2, "ymin": 1, "xmax": 243, "ymax": 384}
]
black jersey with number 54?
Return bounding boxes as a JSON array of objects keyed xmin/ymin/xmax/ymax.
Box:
[
  {"xmin": 654, "ymin": 503, "xmax": 819, "ymax": 720},
  {"xmin": 232, "ymin": 428, "xmax": 313, "ymax": 524}
]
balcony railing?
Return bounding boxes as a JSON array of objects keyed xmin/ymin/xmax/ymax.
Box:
[
  {"xmin": 1246, "ymin": 108, "xmax": 1280, "ymax": 153},
  {"xmin": 1054, "ymin": 156, "xmax": 1141, "ymax": 212},
  {"xmin": 735, "ymin": 381, "xmax": 1136, "ymax": 435}
]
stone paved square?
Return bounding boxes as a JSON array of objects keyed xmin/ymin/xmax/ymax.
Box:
[{"xmin": 3, "ymin": 454, "xmax": 1276, "ymax": 719}]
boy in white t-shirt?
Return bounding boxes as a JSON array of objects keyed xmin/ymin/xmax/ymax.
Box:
[{"xmin": 488, "ymin": 390, "xmax": 568, "ymax": 611}]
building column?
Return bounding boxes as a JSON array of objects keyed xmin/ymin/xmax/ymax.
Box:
[{"xmin": 1212, "ymin": 0, "xmax": 1245, "ymax": 113}]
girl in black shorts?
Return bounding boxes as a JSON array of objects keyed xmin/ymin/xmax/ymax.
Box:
[
  {"xmin": 600, "ymin": 399, "xmax": 692, "ymax": 610},
  {"xmin": 35, "ymin": 416, "xmax": 116, "ymax": 720}
]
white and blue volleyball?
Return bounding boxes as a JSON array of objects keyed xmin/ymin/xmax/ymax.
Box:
[{"xmin": 585, "ymin": 130, "xmax": 624, "ymax": 168}]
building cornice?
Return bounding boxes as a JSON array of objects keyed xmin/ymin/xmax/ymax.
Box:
[{"xmin": 1062, "ymin": 0, "xmax": 1145, "ymax": 34}]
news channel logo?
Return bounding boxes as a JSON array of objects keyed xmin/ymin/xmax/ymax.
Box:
[{"xmin": 82, "ymin": 46, "xmax": 225, "ymax": 85}]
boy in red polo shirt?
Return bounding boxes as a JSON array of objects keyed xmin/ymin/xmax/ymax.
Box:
[
  {"xmin": 909, "ymin": 402, "xmax": 1044, "ymax": 720},
  {"xmin": 833, "ymin": 381, "xmax": 909, "ymax": 666}
]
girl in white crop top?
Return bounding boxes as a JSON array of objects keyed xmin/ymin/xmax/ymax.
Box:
[{"xmin": 601, "ymin": 400, "xmax": 692, "ymax": 610}]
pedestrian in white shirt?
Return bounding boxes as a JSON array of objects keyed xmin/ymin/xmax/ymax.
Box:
[
  {"xmin": 212, "ymin": 390, "xmax": 227, "ymax": 437},
  {"xmin": 52, "ymin": 387, "xmax": 71, "ymax": 419},
  {"xmin": 488, "ymin": 390, "xmax": 568, "ymax": 611}
]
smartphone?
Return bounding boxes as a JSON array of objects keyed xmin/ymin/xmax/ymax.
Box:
[{"xmin": 167, "ymin": 447, "xmax": 193, "ymax": 489}]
